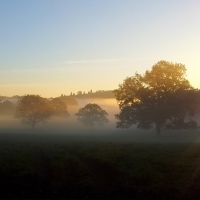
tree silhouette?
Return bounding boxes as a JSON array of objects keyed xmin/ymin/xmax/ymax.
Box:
[
  {"xmin": 16, "ymin": 95, "xmax": 53, "ymax": 129},
  {"xmin": 50, "ymin": 98, "xmax": 69, "ymax": 117},
  {"xmin": 75, "ymin": 103, "xmax": 109, "ymax": 128},
  {"xmin": 0, "ymin": 100, "xmax": 14, "ymax": 114},
  {"xmin": 114, "ymin": 60, "xmax": 199, "ymax": 135}
]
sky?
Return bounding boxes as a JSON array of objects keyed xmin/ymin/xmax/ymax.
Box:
[{"xmin": 0, "ymin": 0, "xmax": 200, "ymax": 97}]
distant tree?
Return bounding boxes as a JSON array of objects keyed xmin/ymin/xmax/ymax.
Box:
[
  {"xmin": 0, "ymin": 100, "xmax": 14, "ymax": 114},
  {"xmin": 88, "ymin": 90, "xmax": 93, "ymax": 94},
  {"xmin": 75, "ymin": 103, "xmax": 109, "ymax": 128},
  {"xmin": 16, "ymin": 95, "xmax": 53, "ymax": 129},
  {"xmin": 77, "ymin": 91, "xmax": 82, "ymax": 95},
  {"xmin": 59, "ymin": 96, "xmax": 79, "ymax": 106},
  {"xmin": 114, "ymin": 60, "xmax": 199, "ymax": 135},
  {"xmin": 12, "ymin": 95, "xmax": 21, "ymax": 98},
  {"xmin": 49, "ymin": 98, "xmax": 69, "ymax": 117}
]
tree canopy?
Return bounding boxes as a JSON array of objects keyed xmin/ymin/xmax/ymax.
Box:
[
  {"xmin": 0, "ymin": 100, "xmax": 14, "ymax": 114},
  {"xmin": 16, "ymin": 95, "xmax": 54, "ymax": 129},
  {"xmin": 49, "ymin": 98, "xmax": 69, "ymax": 117},
  {"xmin": 75, "ymin": 103, "xmax": 109, "ymax": 128},
  {"xmin": 114, "ymin": 60, "xmax": 199, "ymax": 135},
  {"xmin": 16, "ymin": 95, "xmax": 71, "ymax": 128}
]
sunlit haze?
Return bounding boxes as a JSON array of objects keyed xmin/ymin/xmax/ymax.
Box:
[{"xmin": 0, "ymin": 0, "xmax": 200, "ymax": 97}]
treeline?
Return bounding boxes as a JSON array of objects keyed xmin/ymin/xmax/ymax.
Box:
[
  {"xmin": 51, "ymin": 96, "xmax": 78, "ymax": 106},
  {"xmin": 67, "ymin": 90, "xmax": 115, "ymax": 98},
  {"xmin": 0, "ymin": 90, "xmax": 115, "ymax": 102},
  {"xmin": 0, "ymin": 96, "xmax": 79, "ymax": 116},
  {"xmin": 0, "ymin": 95, "xmax": 21, "ymax": 101},
  {"xmin": 0, "ymin": 100, "xmax": 15, "ymax": 115},
  {"xmin": 0, "ymin": 90, "xmax": 115, "ymax": 117}
]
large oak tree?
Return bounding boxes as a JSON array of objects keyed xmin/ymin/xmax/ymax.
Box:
[{"xmin": 114, "ymin": 60, "xmax": 199, "ymax": 135}]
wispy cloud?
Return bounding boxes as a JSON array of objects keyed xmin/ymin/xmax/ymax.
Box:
[
  {"xmin": 64, "ymin": 58, "xmax": 147, "ymax": 64},
  {"xmin": 0, "ymin": 58, "xmax": 158, "ymax": 73}
]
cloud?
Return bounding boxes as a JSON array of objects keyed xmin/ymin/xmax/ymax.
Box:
[
  {"xmin": 0, "ymin": 57, "xmax": 158, "ymax": 73},
  {"xmin": 64, "ymin": 58, "xmax": 147, "ymax": 64}
]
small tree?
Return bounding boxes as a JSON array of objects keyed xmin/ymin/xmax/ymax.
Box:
[
  {"xmin": 114, "ymin": 60, "xmax": 199, "ymax": 135},
  {"xmin": 75, "ymin": 103, "xmax": 109, "ymax": 128},
  {"xmin": 16, "ymin": 95, "xmax": 53, "ymax": 129}
]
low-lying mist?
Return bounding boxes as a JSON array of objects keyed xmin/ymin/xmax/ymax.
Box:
[{"xmin": 0, "ymin": 98, "xmax": 200, "ymax": 144}]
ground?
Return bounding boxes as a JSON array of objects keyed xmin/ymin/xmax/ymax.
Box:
[{"xmin": 0, "ymin": 129, "xmax": 200, "ymax": 199}]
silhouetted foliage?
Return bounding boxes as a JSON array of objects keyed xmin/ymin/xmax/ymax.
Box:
[
  {"xmin": 0, "ymin": 100, "xmax": 14, "ymax": 114},
  {"xmin": 77, "ymin": 91, "xmax": 82, "ymax": 95},
  {"xmin": 114, "ymin": 60, "xmax": 199, "ymax": 135},
  {"xmin": 49, "ymin": 98, "xmax": 69, "ymax": 117},
  {"xmin": 58, "ymin": 96, "xmax": 79, "ymax": 106},
  {"xmin": 16, "ymin": 95, "xmax": 53, "ymax": 129},
  {"xmin": 73, "ymin": 90, "xmax": 115, "ymax": 98},
  {"xmin": 0, "ymin": 96, "xmax": 9, "ymax": 101},
  {"xmin": 75, "ymin": 103, "xmax": 109, "ymax": 128}
]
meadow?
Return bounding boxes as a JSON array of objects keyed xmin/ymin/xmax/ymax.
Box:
[{"xmin": 0, "ymin": 127, "xmax": 200, "ymax": 199}]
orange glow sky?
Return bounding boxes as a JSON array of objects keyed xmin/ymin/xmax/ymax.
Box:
[{"xmin": 0, "ymin": 0, "xmax": 200, "ymax": 97}]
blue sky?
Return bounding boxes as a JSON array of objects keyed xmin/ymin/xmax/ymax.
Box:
[{"xmin": 0, "ymin": 0, "xmax": 200, "ymax": 97}]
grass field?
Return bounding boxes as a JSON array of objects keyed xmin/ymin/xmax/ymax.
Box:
[{"xmin": 0, "ymin": 128, "xmax": 200, "ymax": 199}]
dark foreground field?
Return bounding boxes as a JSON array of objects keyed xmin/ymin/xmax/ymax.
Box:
[{"xmin": 1, "ymin": 129, "xmax": 200, "ymax": 199}]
